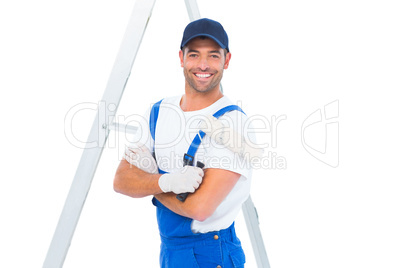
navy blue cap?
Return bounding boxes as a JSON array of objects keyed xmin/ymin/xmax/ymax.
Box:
[{"xmin": 180, "ymin": 18, "xmax": 229, "ymax": 52}]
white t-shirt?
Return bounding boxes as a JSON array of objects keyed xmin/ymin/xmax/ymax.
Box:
[{"xmin": 133, "ymin": 95, "xmax": 254, "ymax": 233}]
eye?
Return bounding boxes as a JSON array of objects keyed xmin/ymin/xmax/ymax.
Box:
[
  {"xmin": 211, "ymin": 54, "xmax": 220, "ymax": 59},
  {"xmin": 188, "ymin": 53, "xmax": 198, "ymax": 58}
]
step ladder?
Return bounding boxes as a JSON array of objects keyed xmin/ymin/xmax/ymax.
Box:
[{"xmin": 43, "ymin": 1, "xmax": 270, "ymax": 267}]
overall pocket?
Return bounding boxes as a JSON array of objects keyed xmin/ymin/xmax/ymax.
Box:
[
  {"xmin": 229, "ymin": 247, "xmax": 246, "ymax": 268},
  {"xmin": 161, "ymin": 247, "xmax": 200, "ymax": 268}
]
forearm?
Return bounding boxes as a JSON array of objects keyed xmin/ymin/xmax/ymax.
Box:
[
  {"xmin": 154, "ymin": 192, "xmax": 211, "ymax": 221},
  {"xmin": 114, "ymin": 159, "xmax": 163, "ymax": 198},
  {"xmin": 154, "ymin": 168, "xmax": 240, "ymax": 222}
]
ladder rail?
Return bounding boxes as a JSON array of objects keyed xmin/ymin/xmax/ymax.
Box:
[
  {"xmin": 242, "ymin": 196, "xmax": 271, "ymax": 268},
  {"xmin": 43, "ymin": 1, "xmax": 156, "ymax": 267},
  {"xmin": 184, "ymin": 0, "xmax": 201, "ymax": 21}
]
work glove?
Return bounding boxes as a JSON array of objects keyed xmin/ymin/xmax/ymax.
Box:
[
  {"xmin": 124, "ymin": 143, "xmax": 159, "ymax": 174},
  {"xmin": 158, "ymin": 166, "xmax": 204, "ymax": 194}
]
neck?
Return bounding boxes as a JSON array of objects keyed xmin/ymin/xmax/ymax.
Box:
[{"xmin": 180, "ymin": 85, "xmax": 224, "ymax": 112}]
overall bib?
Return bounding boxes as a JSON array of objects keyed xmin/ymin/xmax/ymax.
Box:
[{"xmin": 150, "ymin": 100, "xmax": 246, "ymax": 268}]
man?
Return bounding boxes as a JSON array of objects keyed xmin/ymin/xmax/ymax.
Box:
[{"xmin": 114, "ymin": 18, "xmax": 256, "ymax": 268}]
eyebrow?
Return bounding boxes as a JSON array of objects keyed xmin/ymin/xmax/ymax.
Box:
[
  {"xmin": 187, "ymin": 49, "xmax": 199, "ymax": 54},
  {"xmin": 187, "ymin": 49, "xmax": 222, "ymax": 54}
]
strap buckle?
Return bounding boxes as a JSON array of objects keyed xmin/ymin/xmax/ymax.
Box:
[{"xmin": 183, "ymin": 153, "xmax": 194, "ymax": 166}]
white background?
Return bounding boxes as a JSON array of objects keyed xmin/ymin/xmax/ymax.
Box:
[{"xmin": 1, "ymin": 0, "xmax": 401, "ymax": 267}]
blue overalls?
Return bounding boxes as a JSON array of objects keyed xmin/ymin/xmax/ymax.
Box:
[{"xmin": 149, "ymin": 100, "xmax": 247, "ymax": 268}]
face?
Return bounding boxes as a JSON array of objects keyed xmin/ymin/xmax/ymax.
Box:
[{"xmin": 179, "ymin": 37, "xmax": 231, "ymax": 94}]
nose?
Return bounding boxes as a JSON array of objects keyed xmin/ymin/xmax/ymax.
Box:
[{"xmin": 198, "ymin": 56, "xmax": 209, "ymax": 71}]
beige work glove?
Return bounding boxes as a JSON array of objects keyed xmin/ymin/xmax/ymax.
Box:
[
  {"xmin": 124, "ymin": 143, "xmax": 159, "ymax": 174},
  {"xmin": 158, "ymin": 166, "xmax": 204, "ymax": 194}
]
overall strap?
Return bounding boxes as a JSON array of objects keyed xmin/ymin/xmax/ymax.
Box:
[
  {"xmin": 212, "ymin": 105, "xmax": 244, "ymax": 118},
  {"xmin": 184, "ymin": 105, "xmax": 245, "ymax": 165},
  {"xmin": 149, "ymin": 99, "xmax": 163, "ymax": 141},
  {"xmin": 149, "ymin": 99, "xmax": 164, "ymax": 173}
]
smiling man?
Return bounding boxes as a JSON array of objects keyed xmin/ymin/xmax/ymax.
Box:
[{"xmin": 114, "ymin": 18, "xmax": 255, "ymax": 268}]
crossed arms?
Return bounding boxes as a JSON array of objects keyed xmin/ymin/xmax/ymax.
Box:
[{"xmin": 114, "ymin": 158, "xmax": 240, "ymax": 222}]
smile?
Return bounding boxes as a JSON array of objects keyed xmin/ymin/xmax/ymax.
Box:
[{"xmin": 195, "ymin": 73, "xmax": 212, "ymax": 78}]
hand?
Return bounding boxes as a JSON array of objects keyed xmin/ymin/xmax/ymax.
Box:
[
  {"xmin": 124, "ymin": 143, "xmax": 159, "ymax": 174},
  {"xmin": 158, "ymin": 166, "xmax": 204, "ymax": 194}
]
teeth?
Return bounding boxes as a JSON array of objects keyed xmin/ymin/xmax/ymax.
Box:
[{"xmin": 196, "ymin": 73, "xmax": 211, "ymax": 78}]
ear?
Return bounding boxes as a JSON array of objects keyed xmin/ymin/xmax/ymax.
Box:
[
  {"xmin": 224, "ymin": 52, "xmax": 231, "ymax": 69},
  {"xmin": 179, "ymin": 50, "xmax": 184, "ymax": 67}
]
